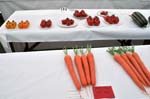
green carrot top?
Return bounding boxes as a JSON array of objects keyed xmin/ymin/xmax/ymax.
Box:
[
  {"xmin": 74, "ymin": 48, "xmax": 79, "ymax": 55},
  {"xmin": 107, "ymin": 47, "xmax": 117, "ymax": 56},
  {"xmin": 117, "ymin": 46, "xmax": 129, "ymax": 54},
  {"xmin": 64, "ymin": 47, "xmax": 68, "ymax": 55},
  {"xmin": 87, "ymin": 44, "xmax": 92, "ymax": 53},
  {"xmin": 128, "ymin": 46, "xmax": 135, "ymax": 53},
  {"xmin": 80, "ymin": 48, "xmax": 84, "ymax": 55},
  {"xmin": 107, "ymin": 46, "xmax": 135, "ymax": 55}
]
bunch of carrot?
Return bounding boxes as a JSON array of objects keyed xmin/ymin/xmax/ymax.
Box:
[
  {"xmin": 107, "ymin": 46, "xmax": 150, "ymax": 94},
  {"xmin": 63, "ymin": 45, "xmax": 96, "ymax": 92}
]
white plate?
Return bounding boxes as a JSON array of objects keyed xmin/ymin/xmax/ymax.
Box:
[
  {"xmin": 58, "ymin": 19, "xmax": 78, "ymax": 28},
  {"xmin": 97, "ymin": 11, "xmax": 112, "ymax": 17}
]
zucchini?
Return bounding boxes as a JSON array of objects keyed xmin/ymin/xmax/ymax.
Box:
[
  {"xmin": 131, "ymin": 15, "xmax": 143, "ymax": 27},
  {"xmin": 131, "ymin": 11, "xmax": 148, "ymax": 27},
  {"xmin": 132, "ymin": 13, "xmax": 145, "ymax": 27},
  {"xmin": 134, "ymin": 12, "xmax": 148, "ymax": 25}
]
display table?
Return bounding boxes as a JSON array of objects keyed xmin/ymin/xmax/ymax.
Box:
[
  {"xmin": 0, "ymin": 45, "xmax": 150, "ymax": 99},
  {"xmin": 0, "ymin": 9, "xmax": 150, "ymax": 52}
]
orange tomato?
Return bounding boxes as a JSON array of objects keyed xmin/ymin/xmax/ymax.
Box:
[
  {"xmin": 23, "ymin": 20, "xmax": 30, "ymax": 28},
  {"xmin": 18, "ymin": 21, "xmax": 24, "ymax": 29},
  {"xmin": 5, "ymin": 20, "xmax": 17, "ymax": 29},
  {"xmin": 6, "ymin": 20, "xmax": 30, "ymax": 29},
  {"xmin": 18, "ymin": 20, "xmax": 30, "ymax": 29},
  {"xmin": 25, "ymin": 20, "xmax": 30, "ymax": 26},
  {"xmin": 5, "ymin": 21, "xmax": 11, "ymax": 29},
  {"xmin": 11, "ymin": 20, "xmax": 17, "ymax": 29}
]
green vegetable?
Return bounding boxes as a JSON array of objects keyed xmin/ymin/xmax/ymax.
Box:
[{"xmin": 131, "ymin": 12, "xmax": 148, "ymax": 27}]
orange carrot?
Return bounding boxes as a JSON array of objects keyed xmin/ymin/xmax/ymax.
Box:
[
  {"xmin": 87, "ymin": 45, "xmax": 96, "ymax": 86},
  {"xmin": 80, "ymin": 49, "xmax": 91, "ymax": 85},
  {"xmin": 107, "ymin": 48, "xmax": 146, "ymax": 93},
  {"xmin": 64, "ymin": 49, "xmax": 81, "ymax": 91},
  {"xmin": 120, "ymin": 52, "xmax": 148, "ymax": 86},
  {"xmin": 117, "ymin": 47, "xmax": 148, "ymax": 86},
  {"xmin": 132, "ymin": 52, "xmax": 150, "ymax": 83},
  {"xmin": 74, "ymin": 48, "xmax": 87, "ymax": 87},
  {"xmin": 126, "ymin": 52, "xmax": 150, "ymax": 86}
]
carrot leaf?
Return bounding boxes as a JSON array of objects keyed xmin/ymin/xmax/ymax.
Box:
[
  {"xmin": 130, "ymin": 46, "xmax": 135, "ymax": 53},
  {"xmin": 126, "ymin": 46, "xmax": 134, "ymax": 53},
  {"xmin": 122, "ymin": 46, "xmax": 128, "ymax": 53},
  {"xmin": 87, "ymin": 44, "xmax": 91, "ymax": 53},
  {"xmin": 107, "ymin": 47, "xmax": 116, "ymax": 56},
  {"xmin": 80, "ymin": 47, "xmax": 84, "ymax": 55},
  {"xmin": 64, "ymin": 47, "xmax": 68, "ymax": 55},
  {"xmin": 74, "ymin": 47, "xmax": 78, "ymax": 55},
  {"xmin": 115, "ymin": 46, "xmax": 123, "ymax": 54}
]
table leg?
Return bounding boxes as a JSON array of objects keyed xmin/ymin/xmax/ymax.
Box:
[
  {"xmin": 9, "ymin": 42, "xmax": 15, "ymax": 52},
  {"xmin": 24, "ymin": 43, "xmax": 29, "ymax": 51},
  {"xmin": 0, "ymin": 41, "xmax": 12, "ymax": 52},
  {"xmin": 0, "ymin": 35, "xmax": 12, "ymax": 53}
]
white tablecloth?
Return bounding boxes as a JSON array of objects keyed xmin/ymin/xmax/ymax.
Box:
[
  {"xmin": 0, "ymin": 45, "xmax": 150, "ymax": 99},
  {"xmin": 0, "ymin": 9, "xmax": 150, "ymax": 52},
  {"xmin": 1, "ymin": 9, "xmax": 150, "ymax": 42}
]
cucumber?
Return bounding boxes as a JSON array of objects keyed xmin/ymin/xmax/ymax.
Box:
[
  {"xmin": 131, "ymin": 15, "xmax": 143, "ymax": 27},
  {"xmin": 134, "ymin": 12, "xmax": 148, "ymax": 25}
]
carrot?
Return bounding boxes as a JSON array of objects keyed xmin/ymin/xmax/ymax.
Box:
[
  {"xmin": 126, "ymin": 52, "xmax": 150, "ymax": 86},
  {"xmin": 107, "ymin": 47, "xmax": 147, "ymax": 93},
  {"xmin": 132, "ymin": 50, "xmax": 150, "ymax": 83},
  {"xmin": 74, "ymin": 48, "xmax": 87, "ymax": 87},
  {"xmin": 64, "ymin": 49, "xmax": 81, "ymax": 91},
  {"xmin": 132, "ymin": 52, "xmax": 150, "ymax": 81},
  {"xmin": 87, "ymin": 45, "xmax": 96, "ymax": 86},
  {"xmin": 80, "ymin": 49, "xmax": 91, "ymax": 85},
  {"xmin": 117, "ymin": 48, "xmax": 148, "ymax": 86}
]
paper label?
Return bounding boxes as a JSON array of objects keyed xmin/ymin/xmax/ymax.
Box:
[{"xmin": 93, "ymin": 86, "xmax": 115, "ymax": 99}]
